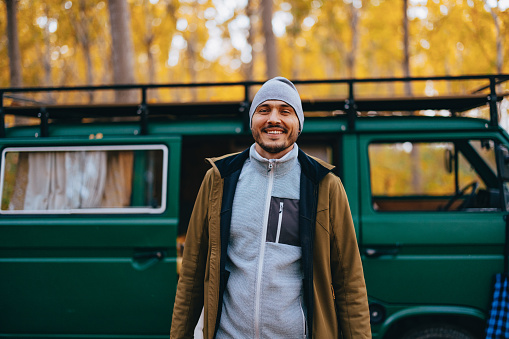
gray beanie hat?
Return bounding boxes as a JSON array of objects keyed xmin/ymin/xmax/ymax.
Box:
[{"xmin": 249, "ymin": 76, "xmax": 304, "ymax": 131}]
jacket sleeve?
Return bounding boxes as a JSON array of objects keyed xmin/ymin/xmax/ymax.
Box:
[
  {"xmin": 329, "ymin": 176, "xmax": 372, "ymax": 339},
  {"xmin": 170, "ymin": 170, "xmax": 214, "ymax": 339}
]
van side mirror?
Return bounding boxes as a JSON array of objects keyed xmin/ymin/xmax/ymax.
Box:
[{"xmin": 496, "ymin": 145, "xmax": 509, "ymax": 181}]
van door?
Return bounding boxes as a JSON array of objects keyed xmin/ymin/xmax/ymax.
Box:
[
  {"xmin": 0, "ymin": 136, "xmax": 180, "ymax": 338},
  {"xmin": 360, "ymin": 132, "xmax": 506, "ymax": 313}
]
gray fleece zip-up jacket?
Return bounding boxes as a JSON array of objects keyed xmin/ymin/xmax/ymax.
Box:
[
  {"xmin": 216, "ymin": 144, "xmax": 305, "ymax": 338},
  {"xmin": 170, "ymin": 146, "xmax": 371, "ymax": 339}
]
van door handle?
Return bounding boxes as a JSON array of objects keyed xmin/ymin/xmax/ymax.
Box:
[
  {"xmin": 132, "ymin": 250, "xmax": 166, "ymax": 270},
  {"xmin": 364, "ymin": 247, "xmax": 399, "ymax": 258}
]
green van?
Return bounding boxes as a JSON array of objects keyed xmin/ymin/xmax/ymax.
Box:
[{"xmin": 1, "ymin": 75, "xmax": 508, "ymax": 338}]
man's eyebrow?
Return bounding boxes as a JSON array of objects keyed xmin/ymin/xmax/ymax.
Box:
[{"xmin": 258, "ymin": 103, "xmax": 292, "ymax": 108}]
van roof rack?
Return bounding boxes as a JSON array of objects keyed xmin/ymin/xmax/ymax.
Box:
[{"xmin": 1, "ymin": 74, "xmax": 508, "ymax": 137}]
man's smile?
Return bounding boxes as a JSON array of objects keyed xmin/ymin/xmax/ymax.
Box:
[{"xmin": 262, "ymin": 127, "xmax": 287, "ymax": 135}]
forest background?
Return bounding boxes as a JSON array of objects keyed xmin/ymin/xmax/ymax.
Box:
[
  {"xmin": 1, "ymin": 0, "xmax": 508, "ymax": 122},
  {"xmin": 1, "ymin": 0, "xmax": 509, "ymax": 198}
]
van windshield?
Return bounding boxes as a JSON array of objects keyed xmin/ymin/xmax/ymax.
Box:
[{"xmin": 0, "ymin": 145, "xmax": 167, "ymax": 214}]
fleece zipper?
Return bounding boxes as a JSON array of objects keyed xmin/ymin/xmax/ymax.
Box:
[
  {"xmin": 254, "ymin": 159, "xmax": 275, "ymax": 339},
  {"xmin": 275, "ymin": 201, "xmax": 284, "ymax": 243}
]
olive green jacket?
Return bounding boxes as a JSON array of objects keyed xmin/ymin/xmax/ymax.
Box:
[{"xmin": 170, "ymin": 148, "xmax": 371, "ymax": 339}]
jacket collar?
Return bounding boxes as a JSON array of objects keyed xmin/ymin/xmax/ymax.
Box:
[
  {"xmin": 209, "ymin": 148, "xmax": 250, "ymax": 179},
  {"xmin": 249, "ymin": 144, "xmax": 299, "ymax": 177},
  {"xmin": 211, "ymin": 144, "xmax": 333, "ymax": 182},
  {"xmin": 298, "ymin": 148, "xmax": 333, "ymax": 184}
]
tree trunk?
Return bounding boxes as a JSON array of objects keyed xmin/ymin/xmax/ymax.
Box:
[
  {"xmin": 261, "ymin": 0, "xmax": 278, "ymax": 78},
  {"xmin": 69, "ymin": 0, "xmax": 94, "ymax": 102},
  {"xmin": 97, "ymin": 33, "xmax": 113, "ymax": 103},
  {"xmin": 6, "ymin": 0, "xmax": 22, "ymax": 88},
  {"xmin": 80, "ymin": 1, "xmax": 94, "ymax": 101},
  {"xmin": 43, "ymin": 4, "xmax": 54, "ymax": 103},
  {"xmin": 184, "ymin": 1, "xmax": 199, "ymax": 100},
  {"xmin": 402, "ymin": 0, "xmax": 412, "ymax": 95},
  {"xmin": 487, "ymin": 0, "xmax": 504, "ymax": 127},
  {"xmin": 5, "ymin": 0, "xmax": 28, "ymax": 125},
  {"xmin": 402, "ymin": 0, "xmax": 421, "ymax": 192},
  {"xmin": 166, "ymin": 1, "xmax": 178, "ymax": 87},
  {"xmin": 488, "ymin": 4, "xmax": 503, "ymax": 74},
  {"xmin": 326, "ymin": 7, "xmax": 347, "ymax": 78},
  {"xmin": 186, "ymin": 35, "xmax": 197, "ymax": 100},
  {"xmin": 83, "ymin": 43, "xmax": 94, "ymax": 102},
  {"xmin": 346, "ymin": 2, "xmax": 360, "ymax": 78},
  {"xmin": 242, "ymin": 0, "xmax": 255, "ymax": 83},
  {"xmin": 288, "ymin": 21, "xmax": 298, "ymax": 79},
  {"xmin": 143, "ymin": 1, "xmax": 159, "ymax": 101},
  {"xmin": 107, "ymin": 0, "xmax": 137, "ymax": 103}
]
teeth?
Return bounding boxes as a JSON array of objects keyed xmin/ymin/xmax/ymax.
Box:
[{"xmin": 267, "ymin": 131, "xmax": 283, "ymax": 134}]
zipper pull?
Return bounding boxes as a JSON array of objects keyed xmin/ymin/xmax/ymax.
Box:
[
  {"xmin": 279, "ymin": 201, "xmax": 284, "ymax": 213},
  {"xmin": 268, "ymin": 161, "xmax": 274, "ymax": 173}
]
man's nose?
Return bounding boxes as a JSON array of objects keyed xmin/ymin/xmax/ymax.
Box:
[{"xmin": 267, "ymin": 109, "xmax": 281, "ymax": 124}]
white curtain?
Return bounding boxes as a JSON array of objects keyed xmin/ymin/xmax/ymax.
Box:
[
  {"xmin": 101, "ymin": 151, "xmax": 134, "ymax": 208},
  {"xmin": 23, "ymin": 151, "xmax": 108, "ymax": 210}
]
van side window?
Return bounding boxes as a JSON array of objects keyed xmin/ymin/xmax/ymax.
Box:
[
  {"xmin": 369, "ymin": 140, "xmax": 501, "ymax": 212},
  {"xmin": 0, "ymin": 145, "xmax": 167, "ymax": 214}
]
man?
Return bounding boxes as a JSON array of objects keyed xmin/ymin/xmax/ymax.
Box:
[{"xmin": 171, "ymin": 77, "xmax": 371, "ymax": 339}]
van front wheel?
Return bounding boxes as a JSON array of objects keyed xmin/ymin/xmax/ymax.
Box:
[{"xmin": 401, "ymin": 325, "xmax": 476, "ymax": 339}]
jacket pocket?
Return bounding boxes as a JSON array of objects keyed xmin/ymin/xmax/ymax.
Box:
[{"xmin": 266, "ymin": 197, "xmax": 300, "ymax": 246}]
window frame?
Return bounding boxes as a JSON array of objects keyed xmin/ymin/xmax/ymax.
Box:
[{"xmin": 0, "ymin": 144, "xmax": 168, "ymax": 215}]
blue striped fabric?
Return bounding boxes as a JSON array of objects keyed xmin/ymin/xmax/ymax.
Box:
[{"xmin": 486, "ymin": 273, "xmax": 509, "ymax": 339}]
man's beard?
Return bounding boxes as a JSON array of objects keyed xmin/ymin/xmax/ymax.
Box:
[{"xmin": 252, "ymin": 126, "xmax": 298, "ymax": 154}]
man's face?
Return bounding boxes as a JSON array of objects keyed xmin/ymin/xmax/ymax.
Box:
[{"xmin": 251, "ymin": 100, "xmax": 300, "ymax": 159}]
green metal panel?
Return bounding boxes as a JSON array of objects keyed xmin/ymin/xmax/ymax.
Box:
[
  {"xmin": 342, "ymin": 133, "xmax": 361, "ymax": 238},
  {"xmin": 0, "ymin": 136, "xmax": 181, "ymax": 338},
  {"xmin": 0, "ymin": 219, "xmax": 177, "ymax": 248},
  {"xmin": 364, "ymin": 253, "xmax": 500, "ymax": 308},
  {"xmin": 355, "ymin": 116, "xmax": 493, "ymax": 133},
  {"xmin": 0, "ymin": 258, "xmax": 176, "ymax": 335},
  {"xmin": 4, "ymin": 118, "xmax": 349, "ymax": 139},
  {"xmin": 3, "ymin": 116, "xmax": 495, "ymax": 139}
]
